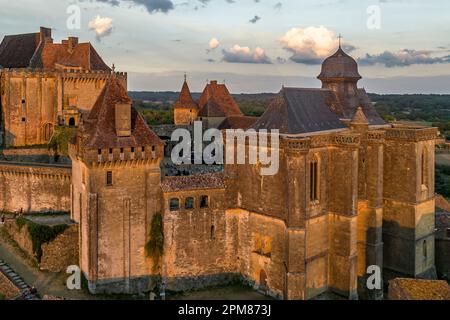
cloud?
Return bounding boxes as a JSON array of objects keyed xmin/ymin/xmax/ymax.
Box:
[
  {"xmin": 209, "ymin": 37, "xmax": 220, "ymax": 50},
  {"xmin": 222, "ymin": 45, "xmax": 272, "ymax": 64},
  {"xmin": 249, "ymin": 15, "xmax": 261, "ymax": 24},
  {"xmin": 94, "ymin": 0, "xmax": 174, "ymax": 13},
  {"xmin": 358, "ymin": 49, "xmax": 450, "ymax": 67},
  {"xmin": 274, "ymin": 2, "xmax": 282, "ymax": 11},
  {"xmin": 88, "ymin": 15, "xmax": 113, "ymax": 40},
  {"xmin": 279, "ymin": 26, "xmax": 344, "ymax": 64}
]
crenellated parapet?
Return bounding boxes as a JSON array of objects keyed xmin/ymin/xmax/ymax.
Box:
[{"xmin": 0, "ymin": 161, "xmax": 71, "ymax": 181}]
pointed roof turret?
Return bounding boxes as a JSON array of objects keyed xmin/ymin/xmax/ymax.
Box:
[
  {"xmin": 174, "ymin": 77, "xmax": 198, "ymax": 110},
  {"xmin": 351, "ymin": 106, "xmax": 369, "ymax": 125}
]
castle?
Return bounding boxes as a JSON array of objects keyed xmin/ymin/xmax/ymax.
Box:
[{"xmin": 0, "ymin": 28, "xmax": 439, "ymax": 300}]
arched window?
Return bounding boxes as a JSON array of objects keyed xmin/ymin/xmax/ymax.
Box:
[
  {"xmin": 309, "ymin": 155, "xmax": 320, "ymax": 203},
  {"xmin": 185, "ymin": 197, "xmax": 194, "ymax": 209},
  {"xmin": 169, "ymin": 198, "xmax": 180, "ymax": 211},
  {"xmin": 421, "ymin": 148, "xmax": 428, "ymax": 188},
  {"xmin": 43, "ymin": 123, "xmax": 54, "ymax": 141}
]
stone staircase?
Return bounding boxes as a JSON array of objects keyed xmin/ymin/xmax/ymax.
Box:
[{"xmin": 0, "ymin": 259, "xmax": 39, "ymax": 300}]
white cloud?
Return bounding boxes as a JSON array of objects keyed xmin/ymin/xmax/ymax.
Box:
[
  {"xmin": 222, "ymin": 45, "xmax": 271, "ymax": 64},
  {"xmin": 88, "ymin": 15, "xmax": 113, "ymax": 40},
  {"xmin": 279, "ymin": 26, "xmax": 341, "ymax": 64},
  {"xmin": 209, "ymin": 37, "xmax": 220, "ymax": 50}
]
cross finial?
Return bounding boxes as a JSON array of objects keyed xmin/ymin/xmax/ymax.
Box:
[
  {"xmin": 112, "ymin": 63, "xmax": 116, "ymax": 72},
  {"xmin": 338, "ymin": 34, "xmax": 343, "ymax": 48}
]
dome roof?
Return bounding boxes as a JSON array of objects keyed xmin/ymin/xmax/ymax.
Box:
[{"xmin": 318, "ymin": 47, "xmax": 361, "ymax": 81}]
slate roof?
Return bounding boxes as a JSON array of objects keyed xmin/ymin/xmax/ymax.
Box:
[
  {"xmin": 318, "ymin": 47, "xmax": 362, "ymax": 80},
  {"xmin": 174, "ymin": 80, "xmax": 198, "ymax": 110},
  {"xmin": 0, "ymin": 32, "xmax": 40, "ymax": 68},
  {"xmin": 161, "ymin": 173, "xmax": 225, "ymax": 192},
  {"xmin": 80, "ymin": 74, "xmax": 162, "ymax": 149},
  {"xmin": 217, "ymin": 116, "xmax": 259, "ymax": 130},
  {"xmin": 197, "ymin": 81, "xmax": 243, "ymax": 117},
  {"xmin": 251, "ymin": 87, "xmax": 347, "ymax": 134}
]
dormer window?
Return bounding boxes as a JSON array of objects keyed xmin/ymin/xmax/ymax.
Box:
[{"xmin": 115, "ymin": 103, "xmax": 131, "ymax": 137}]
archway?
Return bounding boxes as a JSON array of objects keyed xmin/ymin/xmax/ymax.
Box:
[{"xmin": 69, "ymin": 117, "xmax": 76, "ymax": 126}]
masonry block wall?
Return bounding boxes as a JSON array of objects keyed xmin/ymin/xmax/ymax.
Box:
[
  {"xmin": 0, "ymin": 163, "xmax": 71, "ymax": 213},
  {"xmin": 0, "ymin": 69, "xmax": 127, "ymax": 147}
]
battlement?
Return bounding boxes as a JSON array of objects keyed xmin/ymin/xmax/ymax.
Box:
[{"xmin": 0, "ymin": 67, "xmax": 127, "ymax": 79}]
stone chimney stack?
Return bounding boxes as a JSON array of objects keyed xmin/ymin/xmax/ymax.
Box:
[
  {"xmin": 68, "ymin": 37, "xmax": 79, "ymax": 53},
  {"xmin": 39, "ymin": 27, "xmax": 53, "ymax": 44}
]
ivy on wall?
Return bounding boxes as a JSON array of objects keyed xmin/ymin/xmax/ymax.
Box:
[
  {"xmin": 47, "ymin": 126, "xmax": 77, "ymax": 157},
  {"xmin": 145, "ymin": 212, "xmax": 164, "ymax": 272},
  {"xmin": 15, "ymin": 217, "xmax": 68, "ymax": 263}
]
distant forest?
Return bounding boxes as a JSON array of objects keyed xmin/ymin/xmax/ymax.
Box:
[{"xmin": 129, "ymin": 91, "xmax": 450, "ymax": 139}]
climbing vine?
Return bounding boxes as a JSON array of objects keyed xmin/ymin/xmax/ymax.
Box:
[
  {"xmin": 47, "ymin": 126, "xmax": 77, "ymax": 157},
  {"xmin": 145, "ymin": 212, "xmax": 164, "ymax": 272},
  {"xmin": 15, "ymin": 217, "xmax": 68, "ymax": 262}
]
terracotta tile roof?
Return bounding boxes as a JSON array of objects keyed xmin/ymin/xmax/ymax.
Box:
[
  {"xmin": 389, "ymin": 278, "xmax": 450, "ymax": 300},
  {"xmin": 0, "ymin": 27, "xmax": 109, "ymax": 71},
  {"xmin": 197, "ymin": 81, "xmax": 243, "ymax": 117},
  {"xmin": 0, "ymin": 32, "xmax": 40, "ymax": 68},
  {"xmin": 30, "ymin": 42, "xmax": 110, "ymax": 71},
  {"xmin": 81, "ymin": 74, "xmax": 163, "ymax": 149},
  {"xmin": 217, "ymin": 116, "xmax": 259, "ymax": 130},
  {"xmin": 251, "ymin": 87, "xmax": 347, "ymax": 134},
  {"xmin": 174, "ymin": 80, "xmax": 198, "ymax": 110},
  {"xmin": 161, "ymin": 173, "xmax": 225, "ymax": 192}
]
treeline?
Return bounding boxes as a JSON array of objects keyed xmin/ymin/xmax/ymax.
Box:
[{"xmin": 129, "ymin": 91, "xmax": 450, "ymax": 138}]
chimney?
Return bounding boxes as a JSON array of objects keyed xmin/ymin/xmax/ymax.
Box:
[
  {"xmin": 115, "ymin": 103, "xmax": 132, "ymax": 137},
  {"xmin": 39, "ymin": 27, "xmax": 52, "ymax": 44},
  {"xmin": 68, "ymin": 37, "xmax": 79, "ymax": 52}
]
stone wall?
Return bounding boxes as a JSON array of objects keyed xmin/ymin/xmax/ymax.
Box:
[
  {"xmin": 0, "ymin": 69, "xmax": 127, "ymax": 147},
  {"xmin": 0, "ymin": 162, "xmax": 71, "ymax": 213},
  {"xmin": 40, "ymin": 224, "xmax": 79, "ymax": 272},
  {"xmin": 3, "ymin": 218, "xmax": 78, "ymax": 272},
  {"xmin": 0, "ymin": 271, "xmax": 20, "ymax": 299}
]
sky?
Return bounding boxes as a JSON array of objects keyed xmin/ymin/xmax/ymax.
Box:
[{"xmin": 0, "ymin": 0, "xmax": 450, "ymax": 93}]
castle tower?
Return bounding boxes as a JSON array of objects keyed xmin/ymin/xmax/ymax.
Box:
[
  {"xmin": 69, "ymin": 73, "xmax": 164, "ymax": 294},
  {"xmin": 350, "ymin": 107, "xmax": 385, "ymax": 299},
  {"xmin": 382, "ymin": 125, "xmax": 438, "ymax": 281},
  {"xmin": 318, "ymin": 45, "xmax": 362, "ymax": 119},
  {"xmin": 173, "ymin": 75, "xmax": 199, "ymax": 125}
]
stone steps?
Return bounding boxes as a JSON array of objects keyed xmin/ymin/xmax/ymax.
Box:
[{"xmin": 0, "ymin": 259, "xmax": 39, "ymax": 300}]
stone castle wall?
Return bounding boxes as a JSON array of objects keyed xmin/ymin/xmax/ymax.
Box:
[
  {"xmin": 0, "ymin": 162, "xmax": 71, "ymax": 213},
  {"xmin": 0, "ymin": 69, "xmax": 127, "ymax": 147},
  {"xmin": 3, "ymin": 218, "xmax": 78, "ymax": 272}
]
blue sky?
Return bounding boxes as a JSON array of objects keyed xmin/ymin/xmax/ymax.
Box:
[{"xmin": 1, "ymin": 0, "xmax": 450, "ymax": 93}]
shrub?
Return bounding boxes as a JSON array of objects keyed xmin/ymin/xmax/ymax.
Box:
[{"xmin": 145, "ymin": 212, "xmax": 164, "ymax": 272}]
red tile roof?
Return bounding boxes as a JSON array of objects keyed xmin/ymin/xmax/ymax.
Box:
[
  {"xmin": 197, "ymin": 81, "xmax": 243, "ymax": 117},
  {"xmin": 161, "ymin": 173, "xmax": 225, "ymax": 192},
  {"xmin": 80, "ymin": 74, "xmax": 163, "ymax": 149},
  {"xmin": 0, "ymin": 27, "xmax": 109, "ymax": 71},
  {"xmin": 174, "ymin": 80, "xmax": 198, "ymax": 110}
]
